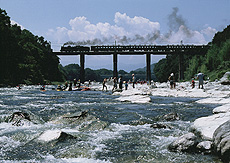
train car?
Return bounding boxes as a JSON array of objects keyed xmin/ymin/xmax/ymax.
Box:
[{"xmin": 61, "ymin": 45, "xmax": 90, "ymax": 52}]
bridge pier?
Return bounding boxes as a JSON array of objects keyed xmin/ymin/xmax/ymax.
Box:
[
  {"xmin": 146, "ymin": 53, "xmax": 151, "ymax": 84},
  {"xmin": 113, "ymin": 53, "xmax": 118, "ymax": 78},
  {"xmin": 80, "ymin": 54, "xmax": 85, "ymax": 83}
]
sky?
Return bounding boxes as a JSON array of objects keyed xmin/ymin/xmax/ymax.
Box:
[{"xmin": 1, "ymin": 0, "xmax": 230, "ymax": 72}]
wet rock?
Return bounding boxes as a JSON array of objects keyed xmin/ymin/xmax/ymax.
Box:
[
  {"xmin": 79, "ymin": 119, "xmax": 108, "ymax": 131},
  {"xmin": 9, "ymin": 112, "xmax": 31, "ymax": 122},
  {"xmin": 220, "ymin": 72, "xmax": 230, "ymax": 85},
  {"xmin": 168, "ymin": 133, "xmax": 198, "ymax": 152},
  {"xmin": 37, "ymin": 130, "xmax": 75, "ymax": 142},
  {"xmin": 8, "ymin": 111, "xmax": 31, "ymax": 126},
  {"xmin": 8, "ymin": 111, "xmax": 44, "ymax": 126},
  {"xmin": 162, "ymin": 112, "xmax": 179, "ymax": 121},
  {"xmin": 63, "ymin": 111, "xmax": 88, "ymax": 120},
  {"xmin": 196, "ymin": 141, "xmax": 212, "ymax": 154},
  {"xmin": 150, "ymin": 123, "xmax": 172, "ymax": 129},
  {"xmin": 213, "ymin": 120, "xmax": 230, "ymax": 163}
]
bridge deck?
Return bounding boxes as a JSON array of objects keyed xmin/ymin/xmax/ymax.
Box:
[{"xmin": 53, "ymin": 51, "xmax": 170, "ymax": 55}]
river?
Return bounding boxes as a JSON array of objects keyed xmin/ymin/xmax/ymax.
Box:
[{"xmin": 0, "ymin": 85, "xmax": 222, "ymax": 162}]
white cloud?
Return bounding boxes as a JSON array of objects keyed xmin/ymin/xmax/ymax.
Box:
[
  {"xmin": 47, "ymin": 12, "xmax": 161, "ymax": 47},
  {"xmin": 47, "ymin": 27, "xmax": 69, "ymax": 43},
  {"xmin": 47, "ymin": 12, "xmax": 216, "ymax": 51},
  {"xmin": 201, "ymin": 27, "xmax": 217, "ymax": 41}
]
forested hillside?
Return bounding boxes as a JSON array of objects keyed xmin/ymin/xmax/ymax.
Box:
[
  {"xmin": 154, "ymin": 25, "xmax": 230, "ymax": 82},
  {"xmin": 0, "ymin": 9, "xmax": 63, "ymax": 86},
  {"xmin": 59, "ymin": 64, "xmax": 102, "ymax": 82},
  {"xmin": 185, "ymin": 25, "xmax": 230, "ymax": 81}
]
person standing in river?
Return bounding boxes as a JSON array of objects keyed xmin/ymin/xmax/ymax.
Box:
[
  {"xmin": 112, "ymin": 77, "xmax": 117, "ymax": 91},
  {"xmin": 124, "ymin": 81, "xmax": 128, "ymax": 90},
  {"xmin": 102, "ymin": 78, "xmax": 107, "ymax": 91},
  {"xmin": 197, "ymin": 71, "xmax": 204, "ymax": 89},
  {"xmin": 68, "ymin": 82, "xmax": 72, "ymax": 91},
  {"xmin": 168, "ymin": 73, "xmax": 175, "ymax": 89},
  {"xmin": 132, "ymin": 74, "xmax": 136, "ymax": 88},
  {"xmin": 118, "ymin": 76, "xmax": 123, "ymax": 90}
]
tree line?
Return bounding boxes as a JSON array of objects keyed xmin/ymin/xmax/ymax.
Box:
[
  {"xmin": 0, "ymin": 9, "xmax": 63, "ymax": 86},
  {"xmin": 59, "ymin": 64, "xmax": 156, "ymax": 82},
  {"xmin": 154, "ymin": 25, "xmax": 230, "ymax": 82}
]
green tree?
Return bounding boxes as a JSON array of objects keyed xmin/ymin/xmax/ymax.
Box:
[{"xmin": 0, "ymin": 8, "xmax": 64, "ymax": 85}]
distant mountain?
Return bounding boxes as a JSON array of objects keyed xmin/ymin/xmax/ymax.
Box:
[{"xmin": 133, "ymin": 63, "xmax": 156, "ymax": 72}]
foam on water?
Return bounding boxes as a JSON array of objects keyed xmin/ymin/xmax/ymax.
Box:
[
  {"xmin": 0, "ymin": 136, "xmax": 21, "ymax": 156},
  {"xmin": 0, "ymin": 154, "xmax": 112, "ymax": 163}
]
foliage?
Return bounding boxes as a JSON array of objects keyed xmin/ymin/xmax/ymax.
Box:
[
  {"xmin": 185, "ymin": 39, "xmax": 230, "ymax": 81},
  {"xmin": 0, "ymin": 8, "xmax": 64, "ymax": 86},
  {"xmin": 60, "ymin": 64, "xmax": 103, "ymax": 82},
  {"xmin": 60, "ymin": 64, "xmax": 80, "ymax": 81},
  {"xmin": 212, "ymin": 25, "xmax": 230, "ymax": 46},
  {"xmin": 85, "ymin": 68, "xmax": 102, "ymax": 81}
]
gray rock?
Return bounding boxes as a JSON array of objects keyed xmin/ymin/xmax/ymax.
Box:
[
  {"xmin": 150, "ymin": 123, "xmax": 172, "ymax": 129},
  {"xmin": 220, "ymin": 72, "xmax": 230, "ymax": 85},
  {"xmin": 8, "ymin": 111, "xmax": 44, "ymax": 126},
  {"xmin": 196, "ymin": 141, "xmax": 212, "ymax": 154},
  {"xmin": 162, "ymin": 112, "xmax": 179, "ymax": 121},
  {"xmin": 37, "ymin": 130, "xmax": 75, "ymax": 142},
  {"xmin": 168, "ymin": 133, "xmax": 198, "ymax": 152},
  {"xmin": 63, "ymin": 111, "xmax": 88, "ymax": 119},
  {"xmin": 192, "ymin": 112, "xmax": 230, "ymax": 140},
  {"xmin": 213, "ymin": 120, "xmax": 230, "ymax": 163}
]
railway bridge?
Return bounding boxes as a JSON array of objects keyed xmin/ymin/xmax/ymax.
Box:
[{"xmin": 53, "ymin": 45, "xmax": 210, "ymax": 83}]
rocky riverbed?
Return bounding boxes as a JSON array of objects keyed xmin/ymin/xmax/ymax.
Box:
[{"xmin": 91, "ymin": 72, "xmax": 230, "ymax": 162}]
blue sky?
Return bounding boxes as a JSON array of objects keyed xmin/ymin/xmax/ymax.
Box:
[{"xmin": 1, "ymin": 0, "xmax": 230, "ymax": 71}]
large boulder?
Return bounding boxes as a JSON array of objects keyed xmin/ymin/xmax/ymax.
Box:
[
  {"xmin": 213, "ymin": 120, "xmax": 230, "ymax": 163},
  {"xmin": 220, "ymin": 72, "xmax": 230, "ymax": 85},
  {"xmin": 213, "ymin": 103, "xmax": 230, "ymax": 114},
  {"xmin": 168, "ymin": 133, "xmax": 198, "ymax": 152},
  {"xmin": 192, "ymin": 112, "xmax": 230, "ymax": 140},
  {"xmin": 37, "ymin": 130, "xmax": 75, "ymax": 142}
]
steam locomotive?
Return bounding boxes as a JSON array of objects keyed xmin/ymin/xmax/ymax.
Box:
[{"xmin": 60, "ymin": 45, "xmax": 90, "ymax": 52}]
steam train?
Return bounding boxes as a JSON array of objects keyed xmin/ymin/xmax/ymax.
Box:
[{"xmin": 60, "ymin": 44, "xmax": 210, "ymax": 53}]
